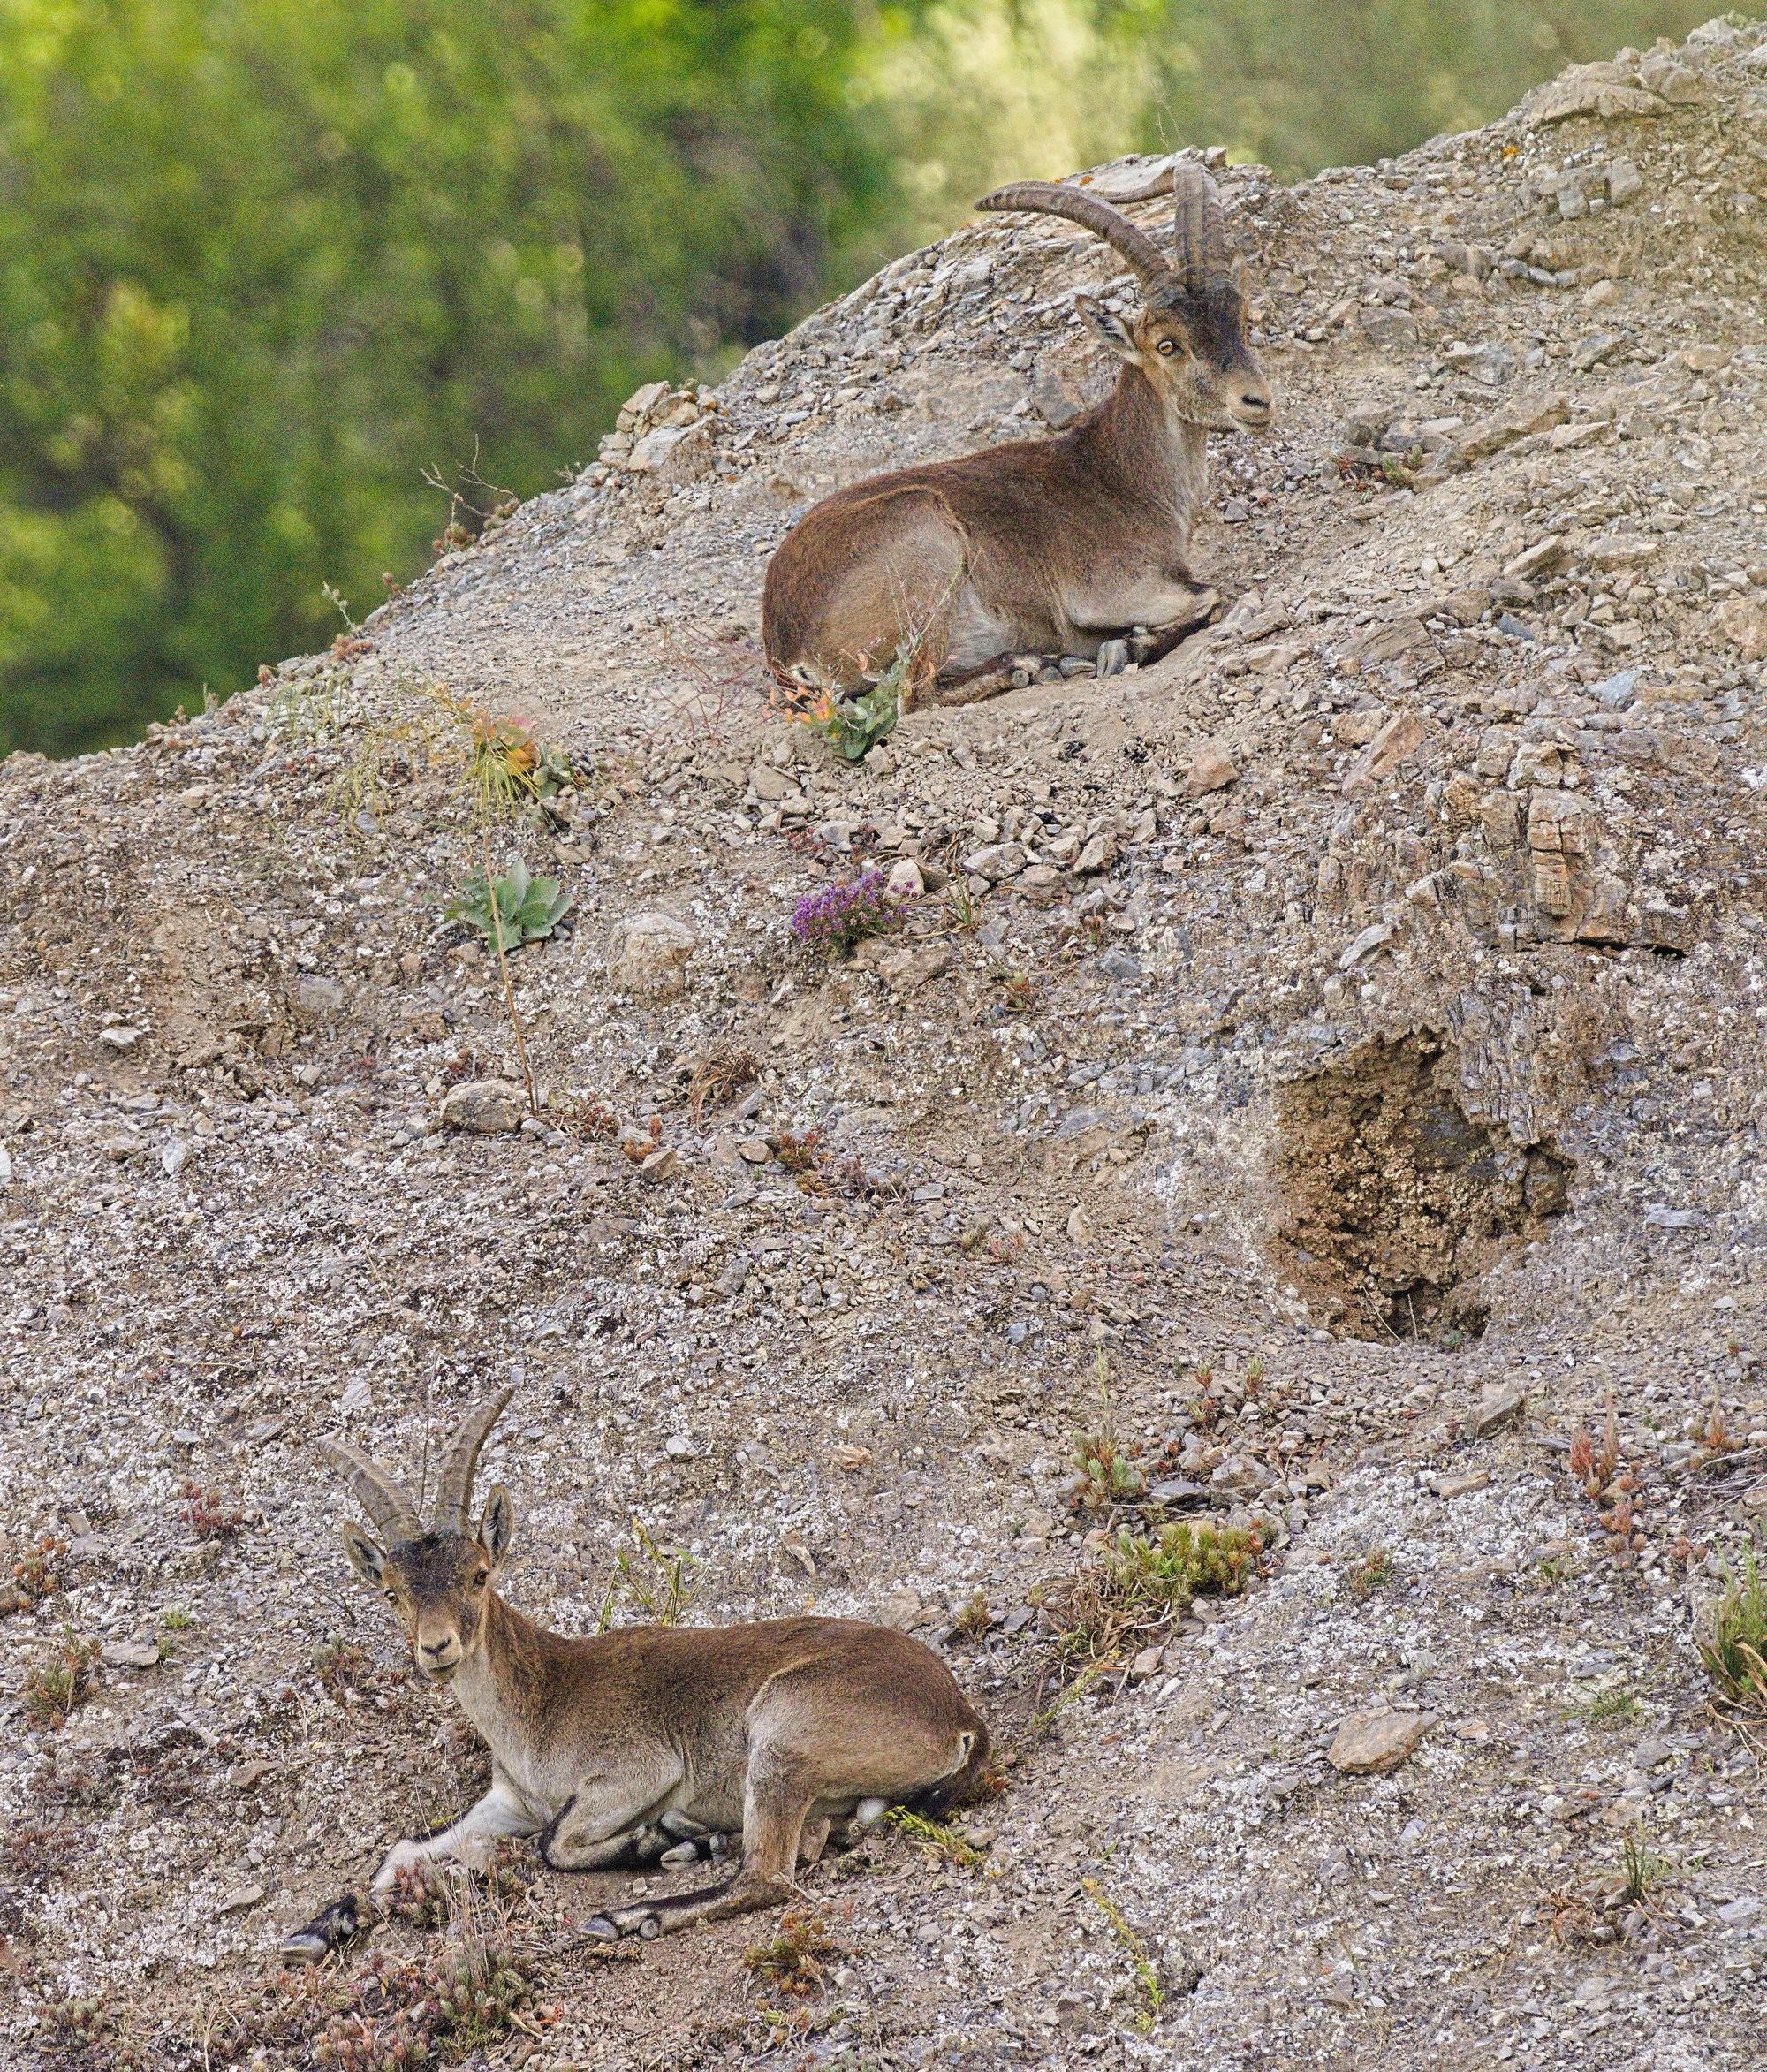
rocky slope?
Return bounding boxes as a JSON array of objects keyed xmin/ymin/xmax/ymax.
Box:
[{"xmin": 4, "ymin": 19, "xmax": 1767, "ymax": 2072}]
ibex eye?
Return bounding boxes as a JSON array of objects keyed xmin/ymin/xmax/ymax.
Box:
[
  {"xmin": 474, "ymin": 1567, "xmax": 489, "ymax": 1588},
  {"xmin": 1156, "ymin": 339, "xmax": 1176, "ymax": 356},
  {"xmin": 383, "ymin": 1589, "xmax": 398, "ymax": 1605}
]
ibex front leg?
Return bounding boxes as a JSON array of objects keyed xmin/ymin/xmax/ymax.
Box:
[
  {"xmin": 373, "ymin": 1771, "xmax": 539, "ymax": 1890},
  {"xmin": 587, "ymin": 1749, "xmax": 818, "ymax": 1942}
]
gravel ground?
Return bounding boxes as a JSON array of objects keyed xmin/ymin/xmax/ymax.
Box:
[{"xmin": 4, "ymin": 21, "xmax": 1767, "ymax": 2072}]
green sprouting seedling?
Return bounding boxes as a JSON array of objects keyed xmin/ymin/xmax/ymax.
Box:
[
  {"xmin": 800, "ymin": 657, "xmax": 904, "ymax": 763},
  {"xmin": 159, "ymin": 1607, "xmax": 193, "ymax": 1631},
  {"xmin": 952, "ymin": 1590, "xmax": 994, "ymax": 1640},
  {"xmin": 1067, "ymin": 1351, "xmax": 1145, "ymax": 1515},
  {"xmin": 945, "ymin": 878, "xmax": 979, "ymax": 931},
  {"xmin": 1069, "ymin": 1429, "xmax": 1146, "ymax": 1514},
  {"xmin": 446, "ymin": 854, "xmax": 573, "ymax": 952},
  {"xmin": 1081, "ymin": 1877, "xmax": 1165, "ymax": 2034},
  {"xmin": 1620, "ymin": 1833, "xmax": 1672, "ymax": 1906},
  {"xmin": 1346, "ymin": 1546, "xmax": 1395, "ymax": 1598},
  {"xmin": 52, "ymin": 1997, "xmax": 119, "ymax": 2045},
  {"xmin": 743, "ymin": 1905, "xmax": 841, "ymax": 1996},
  {"xmin": 1565, "ymin": 1686, "xmax": 1640, "ymax": 1727},
  {"xmin": 1698, "ymin": 1545, "xmax": 1767, "ymax": 1710}
]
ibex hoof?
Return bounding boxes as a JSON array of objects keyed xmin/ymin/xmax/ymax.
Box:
[
  {"xmin": 1096, "ymin": 640, "xmax": 1128, "ymax": 679},
  {"xmin": 588, "ymin": 1902, "xmax": 664, "ymax": 1942},
  {"xmin": 658, "ymin": 1841, "xmax": 701, "ymax": 1869}
]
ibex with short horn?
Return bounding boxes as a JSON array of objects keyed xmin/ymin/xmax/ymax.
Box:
[
  {"xmin": 762, "ymin": 161, "xmax": 1270, "ymax": 707},
  {"xmin": 318, "ymin": 1395, "xmax": 989, "ymax": 1940}
]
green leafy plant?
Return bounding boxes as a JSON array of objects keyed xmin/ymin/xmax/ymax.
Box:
[
  {"xmin": 446, "ymin": 854, "xmax": 573, "ymax": 952},
  {"xmin": 4, "ymin": 1531, "xmax": 67, "ymax": 1615},
  {"xmin": 744, "ymin": 1905, "xmax": 843, "ymax": 1996},
  {"xmin": 1698, "ymin": 1545, "xmax": 1767, "ymax": 1711},
  {"xmin": 799, "ymin": 658, "xmax": 903, "ymax": 763},
  {"xmin": 1346, "ymin": 1546, "xmax": 1395, "ymax": 1598},
  {"xmin": 1068, "ymin": 1356, "xmax": 1145, "ymax": 1514},
  {"xmin": 1052, "ymin": 1519, "xmax": 1263, "ymax": 1663},
  {"xmin": 467, "ymin": 708, "xmax": 578, "ymax": 810}
]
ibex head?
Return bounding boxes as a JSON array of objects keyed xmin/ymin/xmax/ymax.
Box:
[
  {"xmin": 318, "ymin": 1392, "xmax": 514, "ymax": 1683},
  {"xmin": 978, "ymin": 163, "xmax": 1270, "ymax": 433}
]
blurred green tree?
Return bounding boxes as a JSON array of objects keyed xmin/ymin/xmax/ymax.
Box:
[
  {"xmin": 0, "ymin": 0, "xmax": 897, "ymax": 754},
  {"xmin": 861, "ymin": 2, "xmax": 1718, "ymax": 243},
  {"xmin": 0, "ymin": 1, "xmax": 1719, "ymax": 755}
]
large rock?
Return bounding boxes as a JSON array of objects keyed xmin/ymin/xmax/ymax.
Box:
[
  {"xmin": 626, "ymin": 419, "xmax": 714, "ymax": 483},
  {"xmin": 1342, "ymin": 710, "xmax": 1426, "ymax": 793},
  {"xmin": 1528, "ymin": 788, "xmax": 1597, "ymax": 926},
  {"xmin": 613, "ymin": 910, "xmax": 697, "ymax": 1000},
  {"xmin": 1718, "ymin": 596, "xmax": 1767, "ymax": 661},
  {"xmin": 1186, "ymin": 747, "xmax": 1238, "ymax": 798},
  {"xmin": 293, "ymin": 974, "xmax": 345, "ymax": 1023},
  {"xmin": 1329, "ymin": 1709, "xmax": 1434, "ymax": 1775},
  {"xmin": 440, "ymin": 1079, "xmax": 527, "ymax": 1134},
  {"xmin": 1523, "ymin": 63, "xmax": 1667, "ymax": 126}
]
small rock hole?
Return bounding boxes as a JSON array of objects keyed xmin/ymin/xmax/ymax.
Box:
[{"xmin": 1273, "ymin": 1031, "xmax": 1572, "ymax": 1345}]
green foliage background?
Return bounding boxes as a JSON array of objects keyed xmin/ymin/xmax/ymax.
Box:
[{"xmin": 0, "ymin": 0, "xmax": 1718, "ymax": 756}]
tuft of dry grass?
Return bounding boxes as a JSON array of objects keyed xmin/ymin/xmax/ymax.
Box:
[
  {"xmin": 687, "ymin": 1044, "xmax": 761, "ymax": 1119},
  {"xmin": 22, "ymin": 1631, "xmax": 99, "ymax": 1731}
]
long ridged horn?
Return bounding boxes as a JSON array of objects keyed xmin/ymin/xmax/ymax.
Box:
[
  {"xmin": 435, "ymin": 1390, "xmax": 513, "ymax": 1533},
  {"xmin": 315, "ymin": 1436, "xmax": 421, "ymax": 1542},
  {"xmin": 976, "ymin": 180, "xmax": 1173, "ymax": 293},
  {"xmin": 1172, "ymin": 162, "xmax": 1228, "ymax": 288}
]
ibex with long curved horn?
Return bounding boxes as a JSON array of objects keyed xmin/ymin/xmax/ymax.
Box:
[
  {"xmin": 762, "ymin": 161, "xmax": 1270, "ymax": 707},
  {"xmin": 317, "ymin": 1395, "xmax": 989, "ymax": 1940}
]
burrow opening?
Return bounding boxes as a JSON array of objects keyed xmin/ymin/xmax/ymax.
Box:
[{"xmin": 1272, "ymin": 1032, "xmax": 1573, "ymax": 1345}]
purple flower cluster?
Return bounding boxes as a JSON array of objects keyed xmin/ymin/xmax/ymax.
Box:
[{"xmin": 790, "ymin": 869, "xmax": 899, "ymax": 952}]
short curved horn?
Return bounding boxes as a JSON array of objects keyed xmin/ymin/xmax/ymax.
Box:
[
  {"xmin": 977, "ymin": 180, "xmax": 1173, "ymax": 293},
  {"xmin": 435, "ymin": 1389, "xmax": 513, "ymax": 1533},
  {"xmin": 1172, "ymin": 162, "xmax": 1228, "ymax": 288},
  {"xmin": 315, "ymin": 1436, "xmax": 421, "ymax": 1542}
]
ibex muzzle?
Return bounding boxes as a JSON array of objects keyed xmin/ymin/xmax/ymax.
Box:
[
  {"xmin": 319, "ymin": 1395, "xmax": 990, "ymax": 1942},
  {"xmin": 762, "ymin": 161, "xmax": 1271, "ymax": 708}
]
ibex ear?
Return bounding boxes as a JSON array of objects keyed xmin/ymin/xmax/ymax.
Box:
[
  {"xmin": 1074, "ymin": 295, "xmax": 1141, "ymax": 363},
  {"xmin": 339, "ymin": 1521, "xmax": 386, "ymax": 1586},
  {"xmin": 1229, "ymin": 252, "xmax": 1254, "ymax": 298},
  {"xmin": 479, "ymin": 1485, "xmax": 515, "ymax": 1568}
]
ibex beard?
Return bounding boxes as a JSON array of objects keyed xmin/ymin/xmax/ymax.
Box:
[
  {"xmin": 320, "ymin": 1393, "xmax": 990, "ymax": 1940},
  {"xmin": 762, "ymin": 159, "xmax": 1272, "ymax": 710}
]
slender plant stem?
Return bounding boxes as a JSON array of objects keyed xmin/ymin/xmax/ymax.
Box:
[{"xmin": 482, "ymin": 831, "xmax": 538, "ymax": 1116}]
